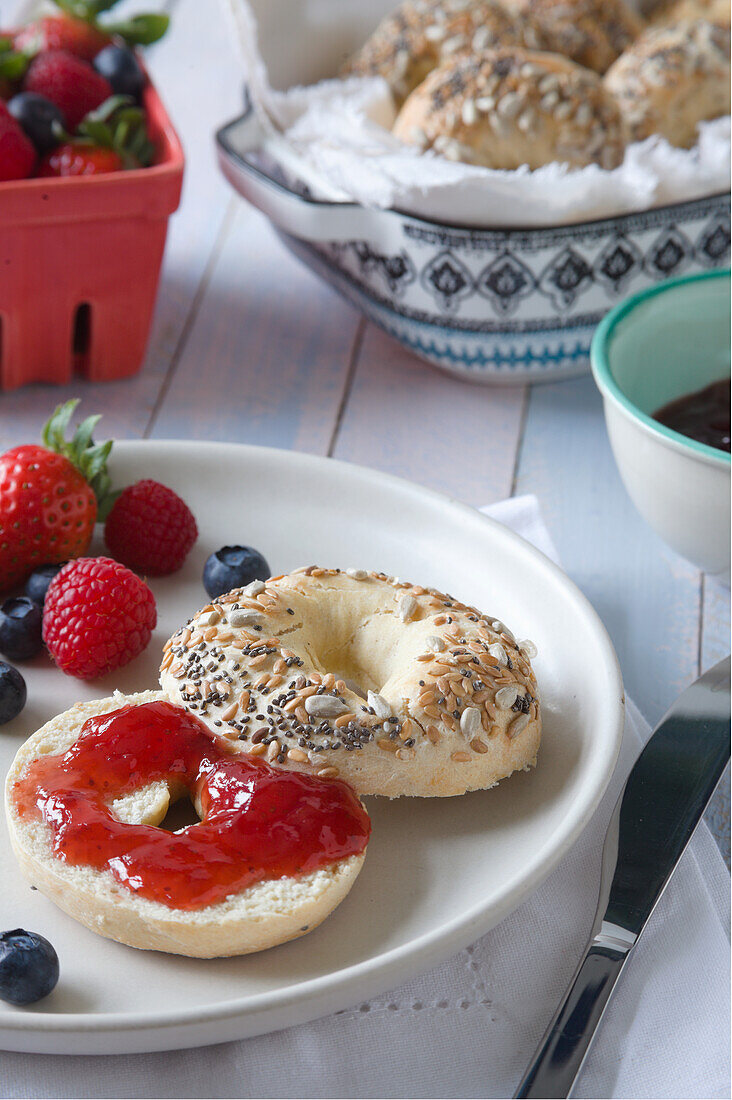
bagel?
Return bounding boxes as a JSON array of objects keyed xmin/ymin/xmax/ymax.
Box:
[
  {"xmin": 392, "ymin": 47, "xmax": 626, "ymax": 169},
  {"xmin": 5, "ymin": 690, "xmax": 370, "ymax": 957},
  {"xmin": 604, "ymin": 19, "xmax": 731, "ymax": 147},
  {"xmin": 159, "ymin": 567, "xmax": 542, "ymax": 799},
  {"xmin": 510, "ymin": 0, "xmax": 645, "ymax": 73},
  {"xmin": 341, "ymin": 0, "xmax": 536, "ymax": 107}
]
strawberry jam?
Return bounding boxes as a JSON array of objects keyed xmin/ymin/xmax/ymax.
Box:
[{"xmin": 12, "ymin": 701, "xmax": 370, "ymax": 910}]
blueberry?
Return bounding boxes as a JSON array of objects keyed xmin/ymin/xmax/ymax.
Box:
[
  {"xmin": 24, "ymin": 563, "xmax": 66, "ymax": 608},
  {"xmin": 93, "ymin": 45, "xmax": 146, "ymax": 100},
  {"xmin": 203, "ymin": 546, "xmax": 270, "ymax": 599},
  {"xmin": 0, "ymin": 597, "xmax": 42, "ymax": 661},
  {"xmin": 7, "ymin": 93, "xmax": 66, "ymax": 154},
  {"xmin": 0, "ymin": 929, "xmax": 59, "ymax": 1006},
  {"xmin": 0, "ymin": 662, "xmax": 26, "ymax": 725}
]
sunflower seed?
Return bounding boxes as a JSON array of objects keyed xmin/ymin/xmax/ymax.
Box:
[
  {"xmin": 461, "ymin": 98, "xmax": 477, "ymax": 126},
  {"xmin": 497, "ymin": 91, "xmax": 523, "ymax": 119},
  {"xmin": 228, "ymin": 608, "xmax": 263, "ymax": 628},
  {"xmin": 242, "ymin": 579, "xmax": 266, "ymax": 597},
  {"xmin": 476, "ymin": 95, "xmax": 496, "ymax": 112},
  {"xmin": 367, "ymin": 691, "xmax": 391, "ymax": 720},
  {"xmin": 472, "ymin": 26, "xmax": 493, "ymax": 50},
  {"xmin": 460, "ymin": 707, "xmax": 482, "ymax": 738},
  {"xmin": 442, "ymin": 33, "xmax": 467, "ymax": 54},
  {"xmin": 496, "ymin": 685, "xmax": 520, "ymax": 710},
  {"xmin": 304, "ymin": 695, "xmax": 350, "ymax": 719},
  {"xmin": 198, "ymin": 610, "xmax": 221, "ymax": 627},
  {"xmin": 399, "ymin": 595, "xmax": 418, "ymax": 622}
]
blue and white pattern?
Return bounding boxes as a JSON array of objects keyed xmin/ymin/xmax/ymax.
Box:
[
  {"xmin": 217, "ymin": 109, "xmax": 730, "ymax": 384},
  {"xmin": 278, "ymin": 194, "xmax": 729, "ymax": 382}
]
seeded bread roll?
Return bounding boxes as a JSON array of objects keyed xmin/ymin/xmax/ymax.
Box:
[
  {"xmin": 604, "ymin": 19, "xmax": 731, "ymax": 146},
  {"xmin": 159, "ymin": 567, "xmax": 541, "ymax": 799},
  {"xmin": 511, "ymin": 0, "xmax": 645, "ymax": 72},
  {"xmin": 650, "ymin": 0, "xmax": 730, "ymax": 26},
  {"xmin": 341, "ymin": 0, "xmax": 536, "ymax": 107},
  {"xmin": 5, "ymin": 691, "xmax": 367, "ymax": 957},
  {"xmin": 392, "ymin": 48, "xmax": 626, "ymax": 169}
]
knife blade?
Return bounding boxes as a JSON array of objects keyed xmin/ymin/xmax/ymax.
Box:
[{"xmin": 515, "ymin": 656, "xmax": 730, "ymax": 1099}]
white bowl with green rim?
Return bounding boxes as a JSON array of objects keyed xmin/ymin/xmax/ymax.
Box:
[{"xmin": 591, "ymin": 270, "xmax": 730, "ymax": 580}]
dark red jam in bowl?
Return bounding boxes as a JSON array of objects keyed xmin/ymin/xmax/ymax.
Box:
[
  {"xmin": 653, "ymin": 378, "xmax": 730, "ymax": 453},
  {"xmin": 12, "ymin": 701, "xmax": 371, "ymax": 910}
]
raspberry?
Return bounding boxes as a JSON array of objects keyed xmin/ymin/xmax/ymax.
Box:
[
  {"xmin": 43, "ymin": 558, "xmax": 156, "ymax": 680},
  {"xmin": 104, "ymin": 480, "xmax": 198, "ymax": 576}
]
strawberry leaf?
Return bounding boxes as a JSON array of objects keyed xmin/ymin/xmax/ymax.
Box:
[
  {"xmin": 0, "ymin": 50, "xmax": 28, "ymax": 80},
  {"xmin": 100, "ymin": 13, "xmax": 169, "ymax": 46},
  {"xmin": 41, "ymin": 400, "xmax": 117, "ymax": 517}
]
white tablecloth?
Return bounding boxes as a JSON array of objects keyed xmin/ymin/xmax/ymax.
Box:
[{"xmin": 3, "ymin": 496, "xmax": 729, "ymax": 1099}]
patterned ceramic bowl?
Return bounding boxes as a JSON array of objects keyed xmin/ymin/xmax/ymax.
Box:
[{"xmin": 217, "ymin": 106, "xmax": 730, "ymax": 385}]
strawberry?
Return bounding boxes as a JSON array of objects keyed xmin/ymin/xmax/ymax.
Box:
[
  {"xmin": 0, "ymin": 401, "xmax": 115, "ymax": 593},
  {"xmin": 0, "ymin": 100, "xmax": 34, "ymax": 180},
  {"xmin": 14, "ymin": 16, "xmax": 110, "ymax": 62},
  {"xmin": 38, "ymin": 142, "xmax": 122, "ymax": 176},
  {"xmin": 105, "ymin": 480, "xmax": 198, "ymax": 575},
  {"xmin": 43, "ymin": 557, "xmax": 157, "ymax": 680},
  {"xmin": 24, "ymin": 50, "xmax": 111, "ymax": 130}
]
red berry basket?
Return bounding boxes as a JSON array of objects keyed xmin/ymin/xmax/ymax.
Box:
[{"xmin": 0, "ymin": 80, "xmax": 183, "ymax": 390}]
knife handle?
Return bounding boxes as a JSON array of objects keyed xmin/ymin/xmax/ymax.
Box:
[{"xmin": 513, "ymin": 931, "xmax": 633, "ymax": 1099}]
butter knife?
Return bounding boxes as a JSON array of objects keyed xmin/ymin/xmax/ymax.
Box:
[{"xmin": 515, "ymin": 656, "xmax": 731, "ymax": 1099}]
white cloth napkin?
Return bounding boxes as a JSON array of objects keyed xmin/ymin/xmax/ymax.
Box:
[{"xmin": 3, "ymin": 496, "xmax": 729, "ymax": 1100}]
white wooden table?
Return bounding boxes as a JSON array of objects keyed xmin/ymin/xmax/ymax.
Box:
[{"xmin": 2, "ymin": 0, "xmax": 729, "ymax": 862}]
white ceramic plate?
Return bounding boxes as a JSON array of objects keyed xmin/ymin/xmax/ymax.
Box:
[{"xmin": 0, "ymin": 441, "xmax": 624, "ymax": 1055}]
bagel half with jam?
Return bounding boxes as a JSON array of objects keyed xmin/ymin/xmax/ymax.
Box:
[{"xmin": 5, "ymin": 690, "xmax": 370, "ymax": 957}]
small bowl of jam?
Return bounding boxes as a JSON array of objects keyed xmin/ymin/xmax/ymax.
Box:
[{"xmin": 591, "ymin": 270, "xmax": 730, "ymax": 579}]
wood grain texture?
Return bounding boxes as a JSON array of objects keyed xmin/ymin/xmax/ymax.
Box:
[
  {"xmin": 149, "ymin": 208, "xmax": 361, "ymax": 450},
  {"xmin": 333, "ymin": 323, "xmax": 526, "ymax": 504}
]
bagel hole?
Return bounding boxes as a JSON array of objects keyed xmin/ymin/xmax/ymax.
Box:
[{"xmin": 158, "ymin": 795, "xmax": 202, "ymax": 833}]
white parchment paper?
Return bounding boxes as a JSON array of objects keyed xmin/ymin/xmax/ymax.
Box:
[{"xmin": 224, "ymin": 0, "xmax": 731, "ymax": 227}]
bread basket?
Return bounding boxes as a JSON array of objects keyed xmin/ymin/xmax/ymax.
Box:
[{"xmin": 216, "ymin": 1, "xmax": 730, "ymax": 385}]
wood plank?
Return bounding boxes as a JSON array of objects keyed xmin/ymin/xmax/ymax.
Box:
[
  {"xmin": 0, "ymin": 0, "xmax": 242, "ymax": 447},
  {"xmin": 333, "ymin": 323, "xmax": 526, "ymax": 505},
  {"xmin": 514, "ymin": 374, "xmax": 701, "ymax": 727},
  {"xmin": 149, "ymin": 207, "xmax": 361, "ymax": 450}
]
